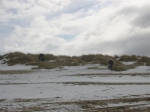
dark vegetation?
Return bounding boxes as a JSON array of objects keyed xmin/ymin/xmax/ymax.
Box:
[{"xmin": 0, "ymin": 52, "xmax": 150, "ymax": 71}]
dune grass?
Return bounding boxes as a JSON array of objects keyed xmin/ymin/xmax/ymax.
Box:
[
  {"xmin": 118, "ymin": 55, "xmax": 139, "ymax": 62},
  {"xmin": 0, "ymin": 52, "xmax": 149, "ymax": 71}
]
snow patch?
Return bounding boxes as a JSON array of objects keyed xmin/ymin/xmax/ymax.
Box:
[
  {"xmin": 121, "ymin": 61, "xmax": 136, "ymax": 65},
  {"xmin": 0, "ymin": 60, "xmax": 37, "ymax": 70}
]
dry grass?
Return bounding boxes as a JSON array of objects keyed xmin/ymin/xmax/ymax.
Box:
[
  {"xmin": 1, "ymin": 52, "xmax": 39, "ymax": 66},
  {"xmin": 0, "ymin": 56, "xmax": 3, "ymax": 60},
  {"xmin": 141, "ymin": 56, "xmax": 150, "ymax": 66},
  {"xmin": 14, "ymin": 98, "xmax": 45, "ymax": 102},
  {"xmin": 80, "ymin": 54, "xmax": 114, "ymax": 65},
  {"xmin": 0, "ymin": 99, "xmax": 6, "ymax": 102},
  {"xmin": 17, "ymin": 106, "xmax": 46, "ymax": 112},
  {"xmin": 0, "ymin": 52, "xmax": 150, "ymax": 71},
  {"xmin": 118, "ymin": 55, "xmax": 139, "ymax": 62},
  {"xmin": 60, "ymin": 82, "xmax": 150, "ymax": 85},
  {"xmin": 0, "ymin": 70, "xmax": 32, "ymax": 74},
  {"xmin": 113, "ymin": 61, "xmax": 129, "ymax": 71}
]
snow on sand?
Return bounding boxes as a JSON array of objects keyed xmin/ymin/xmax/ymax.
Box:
[{"xmin": 0, "ymin": 63, "xmax": 150, "ymax": 111}]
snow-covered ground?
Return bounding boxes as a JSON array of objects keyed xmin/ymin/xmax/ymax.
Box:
[
  {"xmin": 0, "ymin": 60, "xmax": 37, "ymax": 70},
  {"xmin": 0, "ymin": 62, "xmax": 150, "ymax": 111}
]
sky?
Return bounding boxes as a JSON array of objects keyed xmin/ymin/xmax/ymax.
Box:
[{"xmin": 0, "ymin": 0, "xmax": 150, "ymax": 56}]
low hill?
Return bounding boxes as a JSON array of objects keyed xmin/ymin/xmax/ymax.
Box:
[{"xmin": 0, "ymin": 52, "xmax": 150, "ymax": 71}]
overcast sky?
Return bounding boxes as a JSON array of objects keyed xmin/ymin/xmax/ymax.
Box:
[{"xmin": 0, "ymin": 0, "xmax": 150, "ymax": 56}]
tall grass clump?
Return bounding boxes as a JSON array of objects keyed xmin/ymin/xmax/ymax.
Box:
[
  {"xmin": 80, "ymin": 54, "xmax": 115, "ymax": 65},
  {"xmin": 141, "ymin": 56, "xmax": 150, "ymax": 66},
  {"xmin": 2, "ymin": 52, "xmax": 39, "ymax": 66}
]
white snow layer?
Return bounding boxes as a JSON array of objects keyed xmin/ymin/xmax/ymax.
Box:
[
  {"xmin": 0, "ymin": 60, "xmax": 37, "ymax": 70},
  {"xmin": 0, "ymin": 61, "xmax": 150, "ymax": 111}
]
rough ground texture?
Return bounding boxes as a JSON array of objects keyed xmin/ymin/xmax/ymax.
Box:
[{"xmin": 0, "ymin": 63, "xmax": 150, "ymax": 112}]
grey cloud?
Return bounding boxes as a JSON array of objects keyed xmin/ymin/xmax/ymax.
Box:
[
  {"xmin": 119, "ymin": 4, "xmax": 150, "ymax": 28},
  {"xmin": 65, "ymin": 32, "xmax": 150, "ymax": 56},
  {"xmin": 119, "ymin": 6, "xmax": 138, "ymax": 15},
  {"xmin": 102, "ymin": 33, "xmax": 150, "ymax": 56},
  {"xmin": 132, "ymin": 11, "xmax": 150, "ymax": 28},
  {"xmin": 118, "ymin": 33, "xmax": 150, "ymax": 56}
]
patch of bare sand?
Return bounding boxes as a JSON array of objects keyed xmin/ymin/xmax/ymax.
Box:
[
  {"xmin": 69, "ymin": 73, "xmax": 150, "ymax": 77},
  {"xmin": 1, "ymin": 82, "xmax": 149, "ymax": 85},
  {"xmin": 58, "ymin": 97, "xmax": 150, "ymax": 112},
  {"xmin": 60, "ymin": 82, "xmax": 150, "ymax": 85},
  {"xmin": 0, "ymin": 70, "xmax": 32, "ymax": 74},
  {"xmin": 0, "ymin": 97, "xmax": 149, "ymax": 112}
]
